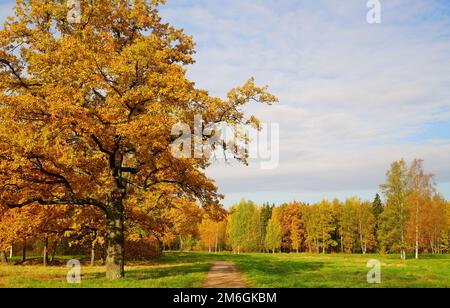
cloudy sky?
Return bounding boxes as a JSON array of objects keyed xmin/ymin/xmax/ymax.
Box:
[{"xmin": 1, "ymin": 0, "xmax": 449, "ymax": 206}]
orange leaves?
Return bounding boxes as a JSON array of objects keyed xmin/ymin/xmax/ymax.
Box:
[{"xmin": 0, "ymin": 0, "xmax": 275, "ymax": 272}]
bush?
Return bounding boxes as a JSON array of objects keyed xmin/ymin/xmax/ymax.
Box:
[{"xmin": 125, "ymin": 237, "xmax": 162, "ymax": 260}]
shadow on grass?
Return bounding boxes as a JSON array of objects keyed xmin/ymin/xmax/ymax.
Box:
[{"xmin": 87, "ymin": 262, "xmax": 211, "ymax": 282}]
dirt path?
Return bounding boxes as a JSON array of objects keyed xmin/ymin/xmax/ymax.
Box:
[{"xmin": 203, "ymin": 261, "xmax": 248, "ymax": 288}]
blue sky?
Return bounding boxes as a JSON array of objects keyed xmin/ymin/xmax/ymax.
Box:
[{"xmin": 1, "ymin": 0, "xmax": 450, "ymax": 206}]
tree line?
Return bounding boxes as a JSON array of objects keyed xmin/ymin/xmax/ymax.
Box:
[{"xmin": 222, "ymin": 159, "xmax": 449, "ymax": 259}]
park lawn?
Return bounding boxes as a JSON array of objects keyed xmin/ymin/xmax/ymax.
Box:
[
  {"xmin": 0, "ymin": 257, "xmax": 211, "ymax": 288},
  {"xmin": 163, "ymin": 252, "xmax": 450, "ymax": 288},
  {"xmin": 0, "ymin": 252, "xmax": 449, "ymax": 288},
  {"xmin": 234, "ymin": 253, "xmax": 450, "ymax": 288}
]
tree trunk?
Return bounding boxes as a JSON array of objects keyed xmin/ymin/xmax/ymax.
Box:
[
  {"xmin": 214, "ymin": 225, "xmax": 219, "ymax": 254},
  {"xmin": 400, "ymin": 226, "xmax": 406, "ymax": 260},
  {"xmin": 43, "ymin": 237, "xmax": 49, "ymax": 267},
  {"xmin": 179, "ymin": 235, "xmax": 183, "ymax": 252},
  {"xmin": 22, "ymin": 239, "xmax": 26, "ymax": 263},
  {"xmin": 50, "ymin": 240, "xmax": 59, "ymax": 263},
  {"xmin": 105, "ymin": 204, "xmax": 125, "ymax": 280},
  {"xmin": 0, "ymin": 251, "xmax": 7, "ymax": 264},
  {"xmin": 9, "ymin": 245, "xmax": 13, "ymax": 258},
  {"xmin": 91, "ymin": 243, "xmax": 96, "ymax": 267},
  {"xmin": 415, "ymin": 202, "xmax": 420, "ymax": 260}
]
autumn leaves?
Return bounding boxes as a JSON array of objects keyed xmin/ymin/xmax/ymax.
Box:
[
  {"xmin": 223, "ymin": 160, "xmax": 449, "ymax": 257},
  {"xmin": 0, "ymin": 0, "xmax": 276, "ymax": 279}
]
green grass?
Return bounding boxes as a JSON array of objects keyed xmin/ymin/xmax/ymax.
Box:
[
  {"xmin": 0, "ymin": 257, "xmax": 211, "ymax": 288},
  {"xmin": 162, "ymin": 252, "xmax": 450, "ymax": 288},
  {"xmin": 1, "ymin": 252, "xmax": 449, "ymax": 288}
]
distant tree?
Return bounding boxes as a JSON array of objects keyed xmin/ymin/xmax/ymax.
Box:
[
  {"xmin": 168, "ymin": 201, "xmax": 202, "ymax": 251},
  {"xmin": 372, "ymin": 193, "xmax": 384, "ymax": 221},
  {"xmin": 340, "ymin": 198, "xmax": 359, "ymax": 253},
  {"xmin": 356, "ymin": 201, "xmax": 376, "ymax": 254},
  {"xmin": 372, "ymin": 193, "xmax": 383, "ymax": 251},
  {"xmin": 420, "ymin": 195, "xmax": 448, "ymax": 254},
  {"xmin": 259, "ymin": 204, "xmax": 273, "ymax": 252},
  {"xmin": 227, "ymin": 200, "xmax": 260, "ymax": 253},
  {"xmin": 304, "ymin": 201, "xmax": 336, "ymax": 254},
  {"xmin": 199, "ymin": 219, "xmax": 215, "ymax": 253},
  {"xmin": 280, "ymin": 202, "xmax": 305, "ymax": 253},
  {"xmin": 407, "ymin": 159, "xmax": 435, "ymax": 259},
  {"xmin": 290, "ymin": 209, "xmax": 306, "ymax": 253},
  {"xmin": 264, "ymin": 209, "xmax": 282, "ymax": 253},
  {"xmin": 332, "ymin": 199, "xmax": 344, "ymax": 253},
  {"xmin": 379, "ymin": 160, "xmax": 410, "ymax": 259},
  {"xmin": 199, "ymin": 217, "xmax": 227, "ymax": 253}
]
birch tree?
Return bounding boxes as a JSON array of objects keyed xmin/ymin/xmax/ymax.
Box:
[{"xmin": 379, "ymin": 160, "xmax": 410, "ymax": 259}]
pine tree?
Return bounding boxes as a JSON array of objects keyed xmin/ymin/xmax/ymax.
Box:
[
  {"xmin": 372, "ymin": 193, "xmax": 384, "ymax": 221},
  {"xmin": 372, "ymin": 193, "xmax": 384, "ymax": 252}
]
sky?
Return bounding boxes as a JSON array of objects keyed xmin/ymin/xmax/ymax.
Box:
[{"xmin": 1, "ymin": 0, "xmax": 450, "ymax": 206}]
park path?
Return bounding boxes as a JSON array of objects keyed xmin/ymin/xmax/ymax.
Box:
[{"xmin": 203, "ymin": 261, "xmax": 248, "ymax": 288}]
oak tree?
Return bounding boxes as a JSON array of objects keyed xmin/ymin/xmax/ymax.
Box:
[{"xmin": 0, "ymin": 0, "xmax": 276, "ymax": 279}]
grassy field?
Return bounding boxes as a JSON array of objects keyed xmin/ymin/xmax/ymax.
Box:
[{"xmin": 0, "ymin": 252, "xmax": 449, "ymax": 288}]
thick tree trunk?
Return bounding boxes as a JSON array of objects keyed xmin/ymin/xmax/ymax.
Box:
[{"xmin": 105, "ymin": 205, "xmax": 125, "ymax": 280}]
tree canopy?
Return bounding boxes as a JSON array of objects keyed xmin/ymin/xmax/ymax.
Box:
[{"xmin": 0, "ymin": 0, "xmax": 276, "ymax": 279}]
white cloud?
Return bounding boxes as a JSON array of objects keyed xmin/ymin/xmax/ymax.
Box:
[{"xmin": 160, "ymin": 0, "xmax": 450, "ymax": 204}]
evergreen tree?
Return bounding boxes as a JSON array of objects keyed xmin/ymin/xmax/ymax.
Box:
[
  {"xmin": 372, "ymin": 193, "xmax": 384, "ymax": 221},
  {"xmin": 372, "ymin": 193, "xmax": 384, "ymax": 252}
]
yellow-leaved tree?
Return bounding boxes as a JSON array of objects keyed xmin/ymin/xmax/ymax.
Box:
[{"xmin": 0, "ymin": 0, "xmax": 276, "ymax": 279}]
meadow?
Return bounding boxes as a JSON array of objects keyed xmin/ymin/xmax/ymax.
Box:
[{"xmin": 0, "ymin": 252, "xmax": 448, "ymax": 288}]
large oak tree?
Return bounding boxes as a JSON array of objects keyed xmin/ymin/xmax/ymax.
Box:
[{"xmin": 0, "ymin": 0, "xmax": 276, "ymax": 279}]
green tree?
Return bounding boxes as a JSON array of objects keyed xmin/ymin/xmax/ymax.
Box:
[
  {"xmin": 304, "ymin": 201, "xmax": 336, "ymax": 254},
  {"xmin": 379, "ymin": 160, "xmax": 410, "ymax": 259},
  {"xmin": 372, "ymin": 193, "xmax": 383, "ymax": 251},
  {"xmin": 372, "ymin": 193, "xmax": 384, "ymax": 221},
  {"xmin": 264, "ymin": 209, "xmax": 282, "ymax": 253},
  {"xmin": 340, "ymin": 198, "xmax": 359, "ymax": 253},
  {"xmin": 259, "ymin": 203, "xmax": 273, "ymax": 252},
  {"xmin": 227, "ymin": 200, "xmax": 260, "ymax": 253}
]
